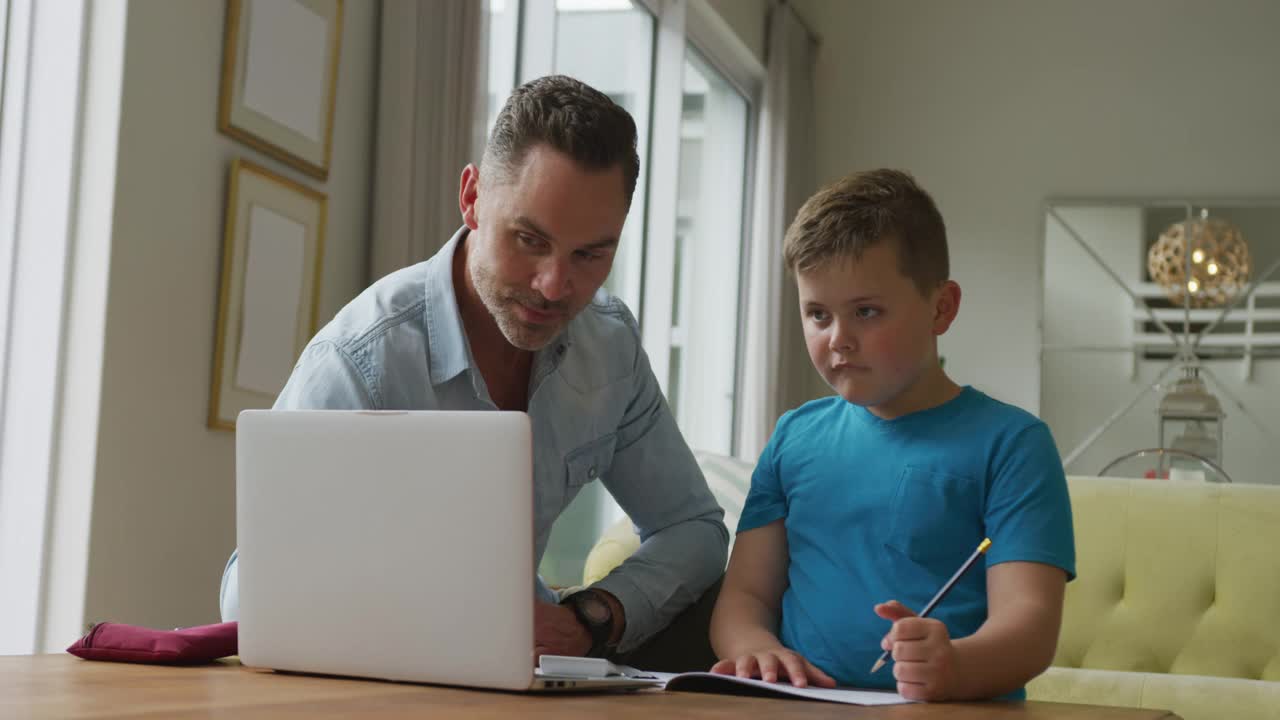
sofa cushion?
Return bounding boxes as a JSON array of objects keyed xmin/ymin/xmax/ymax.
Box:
[
  {"xmin": 1028, "ymin": 666, "xmax": 1280, "ymax": 720},
  {"xmin": 1057, "ymin": 477, "xmax": 1280, "ymax": 681}
]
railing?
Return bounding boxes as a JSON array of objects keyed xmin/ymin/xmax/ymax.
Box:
[{"xmin": 1132, "ymin": 281, "xmax": 1280, "ymax": 378}]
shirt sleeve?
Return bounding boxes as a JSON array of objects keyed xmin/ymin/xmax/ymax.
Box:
[
  {"xmin": 590, "ymin": 342, "xmax": 729, "ymax": 653},
  {"xmin": 736, "ymin": 413, "xmax": 790, "ymax": 533},
  {"xmin": 984, "ymin": 421, "xmax": 1076, "ymax": 580},
  {"xmin": 219, "ymin": 340, "xmax": 379, "ymax": 621},
  {"xmin": 273, "ymin": 340, "xmax": 378, "ymax": 410}
]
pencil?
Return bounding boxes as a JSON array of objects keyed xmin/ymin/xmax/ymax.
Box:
[{"xmin": 870, "ymin": 537, "xmax": 992, "ymax": 674}]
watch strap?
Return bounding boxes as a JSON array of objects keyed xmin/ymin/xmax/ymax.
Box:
[{"xmin": 563, "ymin": 590, "xmax": 612, "ymax": 658}]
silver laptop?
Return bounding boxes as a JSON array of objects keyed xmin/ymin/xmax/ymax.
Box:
[{"xmin": 236, "ymin": 409, "xmax": 655, "ymax": 692}]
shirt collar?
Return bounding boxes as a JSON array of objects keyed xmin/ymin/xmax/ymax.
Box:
[{"xmin": 423, "ymin": 226, "xmax": 473, "ymax": 386}]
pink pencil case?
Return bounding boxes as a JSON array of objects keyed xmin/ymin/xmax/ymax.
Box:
[{"xmin": 67, "ymin": 621, "xmax": 238, "ymax": 664}]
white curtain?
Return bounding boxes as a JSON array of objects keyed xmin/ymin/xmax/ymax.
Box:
[
  {"xmin": 369, "ymin": 0, "xmax": 487, "ymax": 283},
  {"xmin": 735, "ymin": 2, "xmax": 818, "ymax": 461}
]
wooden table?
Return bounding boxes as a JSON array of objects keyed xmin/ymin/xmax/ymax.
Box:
[{"xmin": 2, "ymin": 655, "xmax": 1181, "ymax": 719}]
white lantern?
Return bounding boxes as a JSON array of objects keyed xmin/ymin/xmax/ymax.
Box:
[{"xmin": 1158, "ymin": 367, "xmax": 1224, "ymax": 466}]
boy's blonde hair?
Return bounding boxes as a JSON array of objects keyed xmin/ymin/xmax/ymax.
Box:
[{"xmin": 783, "ymin": 169, "xmax": 948, "ymax": 296}]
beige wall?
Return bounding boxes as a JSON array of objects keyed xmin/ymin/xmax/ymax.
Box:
[
  {"xmin": 706, "ymin": 0, "xmax": 768, "ymax": 64},
  {"xmin": 78, "ymin": 0, "xmax": 378, "ymax": 633},
  {"xmin": 789, "ymin": 0, "xmax": 1280, "ymax": 414}
]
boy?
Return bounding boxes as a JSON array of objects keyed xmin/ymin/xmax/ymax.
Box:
[{"xmin": 708, "ymin": 169, "xmax": 1074, "ymax": 701}]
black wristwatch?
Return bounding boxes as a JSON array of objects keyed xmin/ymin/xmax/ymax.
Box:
[{"xmin": 562, "ymin": 589, "xmax": 614, "ymax": 658}]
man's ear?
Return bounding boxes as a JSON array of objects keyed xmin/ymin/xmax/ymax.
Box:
[
  {"xmin": 932, "ymin": 281, "xmax": 962, "ymax": 335},
  {"xmin": 459, "ymin": 164, "xmax": 480, "ymax": 230}
]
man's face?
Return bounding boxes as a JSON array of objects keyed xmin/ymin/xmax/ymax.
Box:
[
  {"xmin": 460, "ymin": 145, "xmax": 628, "ymax": 351},
  {"xmin": 797, "ymin": 242, "xmax": 955, "ymax": 417}
]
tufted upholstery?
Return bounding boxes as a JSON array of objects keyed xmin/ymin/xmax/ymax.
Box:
[
  {"xmin": 1049, "ymin": 477, "xmax": 1280, "ymax": 680},
  {"xmin": 1028, "ymin": 476, "xmax": 1280, "ymax": 719},
  {"xmin": 585, "ymin": 455, "xmax": 1280, "ymax": 719},
  {"xmin": 1029, "ymin": 667, "xmax": 1280, "ymax": 720}
]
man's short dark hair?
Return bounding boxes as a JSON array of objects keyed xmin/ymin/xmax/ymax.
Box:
[
  {"xmin": 482, "ymin": 75, "xmax": 640, "ymax": 208},
  {"xmin": 783, "ymin": 169, "xmax": 949, "ymax": 296}
]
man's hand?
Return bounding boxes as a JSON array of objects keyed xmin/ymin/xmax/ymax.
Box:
[
  {"xmin": 534, "ymin": 601, "xmax": 591, "ymax": 659},
  {"xmin": 875, "ymin": 600, "xmax": 957, "ymax": 701},
  {"xmin": 710, "ymin": 645, "xmax": 836, "ymax": 688}
]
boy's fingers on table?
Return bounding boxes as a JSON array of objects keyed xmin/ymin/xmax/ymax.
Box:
[
  {"xmin": 802, "ymin": 657, "xmax": 837, "ymax": 687},
  {"xmin": 709, "ymin": 659, "xmax": 735, "ymax": 674},
  {"xmin": 756, "ymin": 653, "xmax": 781, "ymax": 683},
  {"xmin": 713, "ymin": 649, "xmax": 835, "ymax": 689},
  {"xmin": 775, "ymin": 653, "xmax": 809, "ymax": 687}
]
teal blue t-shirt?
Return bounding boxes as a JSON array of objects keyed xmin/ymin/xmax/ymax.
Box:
[{"xmin": 738, "ymin": 387, "xmax": 1075, "ymax": 700}]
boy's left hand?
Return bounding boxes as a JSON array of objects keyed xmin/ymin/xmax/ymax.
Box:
[{"xmin": 874, "ymin": 600, "xmax": 957, "ymax": 702}]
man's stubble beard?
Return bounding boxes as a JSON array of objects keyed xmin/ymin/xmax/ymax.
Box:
[{"xmin": 469, "ymin": 257, "xmax": 570, "ymax": 352}]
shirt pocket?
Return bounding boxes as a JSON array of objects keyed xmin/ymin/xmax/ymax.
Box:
[
  {"xmin": 564, "ymin": 433, "xmax": 618, "ymax": 488},
  {"xmin": 884, "ymin": 466, "xmax": 984, "ymax": 575}
]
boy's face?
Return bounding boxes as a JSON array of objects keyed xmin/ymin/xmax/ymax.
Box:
[{"xmin": 796, "ymin": 241, "xmax": 960, "ymax": 418}]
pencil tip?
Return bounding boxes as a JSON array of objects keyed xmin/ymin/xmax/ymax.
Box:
[{"xmin": 870, "ymin": 659, "xmax": 885, "ymax": 674}]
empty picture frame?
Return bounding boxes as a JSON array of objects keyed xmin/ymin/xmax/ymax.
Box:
[
  {"xmin": 210, "ymin": 158, "xmax": 327, "ymax": 431},
  {"xmin": 219, "ymin": 0, "xmax": 343, "ymax": 180}
]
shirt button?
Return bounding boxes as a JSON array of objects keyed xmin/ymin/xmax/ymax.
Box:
[{"xmin": 588, "ymin": 466, "xmax": 598, "ymax": 479}]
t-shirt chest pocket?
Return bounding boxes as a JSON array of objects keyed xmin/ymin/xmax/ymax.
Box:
[
  {"xmin": 885, "ymin": 466, "xmax": 984, "ymax": 573},
  {"xmin": 565, "ymin": 433, "xmax": 618, "ymax": 487}
]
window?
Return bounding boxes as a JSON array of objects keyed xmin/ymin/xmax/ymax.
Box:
[
  {"xmin": 484, "ymin": 0, "xmax": 760, "ymax": 586},
  {"xmin": 0, "ymin": 0, "xmax": 114, "ymax": 653},
  {"xmin": 552, "ymin": 0, "xmax": 654, "ymax": 313},
  {"xmin": 663, "ymin": 48, "xmax": 749, "ymax": 456},
  {"xmin": 483, "ymin": 0, "xmax": 520, "ymax": 135},
  {"xmin": 0, "ymin": 0, "xmax": 13, "ymax": 398}
]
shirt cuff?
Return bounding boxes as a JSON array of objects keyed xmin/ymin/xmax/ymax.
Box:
[{"xmin": 589, "ymin": 572, "xmax": 654, "ymax": 654}]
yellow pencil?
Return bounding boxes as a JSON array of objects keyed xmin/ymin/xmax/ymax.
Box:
[{"xmin": 870, "ymin": 537, "xmax": 992, "ymax": 674}]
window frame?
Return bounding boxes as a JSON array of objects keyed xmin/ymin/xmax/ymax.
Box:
[
  {"xmin": 683, "ymin": 0, "xmax": 762, "ymax": 457},
  {"xmin": 507, "ymin": 0, "xmax": 763, "ymax": 456},
  {"xmin": 0, "ymin": 0, "xmax": 124, "ymax": 654},
  {"xmin": 0, "ymin": 0, "xmax": 86, "ymax": 654},
  {"xmin": 483, "ymin": 0, "xmax": 766, "ymax": 583},
  {"xmin": 662, "ymin": 43, "xmax": 755, "ymax": 455}
]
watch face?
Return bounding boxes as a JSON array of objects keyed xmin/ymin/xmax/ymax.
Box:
[{"xmin": 578, "ymin": 593, "xmax": 611, "ymax": 625}]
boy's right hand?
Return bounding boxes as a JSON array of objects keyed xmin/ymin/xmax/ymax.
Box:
[{"xmin": 710, "ymin": 646, "xmax": 837, "ymax": 688}]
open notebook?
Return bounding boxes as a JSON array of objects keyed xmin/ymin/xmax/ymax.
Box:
[{"xmin": 538, "ymin": 656, "xmax": 912, "ymax": 705}]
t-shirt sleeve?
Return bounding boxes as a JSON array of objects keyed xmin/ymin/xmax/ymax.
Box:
[
  {"xmin": 737, "ymin": 414, "xmax": 791, "ymax": 533},
  {"xmin": 984, "ymin": 421, "xmax": 1077, "ymax": 580}
]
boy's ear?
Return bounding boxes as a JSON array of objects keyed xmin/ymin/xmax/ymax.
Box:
[{"xmin": 932, "ymin": 281, "xmax": 961, "ymax": 335}]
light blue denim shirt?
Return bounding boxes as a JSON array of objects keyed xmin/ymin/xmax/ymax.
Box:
[{"xmin": 220, "ymin": 226, "xmax": 728, "ymax": 652}]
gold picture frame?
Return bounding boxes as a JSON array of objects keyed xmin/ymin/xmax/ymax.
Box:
[
  {"xmin": 218, "ymin": 0, "xmax": 343, "ymax": 180},
  {"xmin": 209, "ymin": 158, "xmax": 327, "ymax": 431}
]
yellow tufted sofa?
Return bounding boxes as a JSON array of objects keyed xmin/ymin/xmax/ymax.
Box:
[
  {"xmin": 1027, "ymin": 475, "xmax": 1280, "ymax": 720},
  {"xmin": 584, "ymin": 455, "xmax": 1280, "ymax": 720}
]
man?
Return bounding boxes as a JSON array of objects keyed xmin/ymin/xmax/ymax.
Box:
[{"xmin": 219, "ymin": 75, "xmax": 727, "ymax": 669}]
